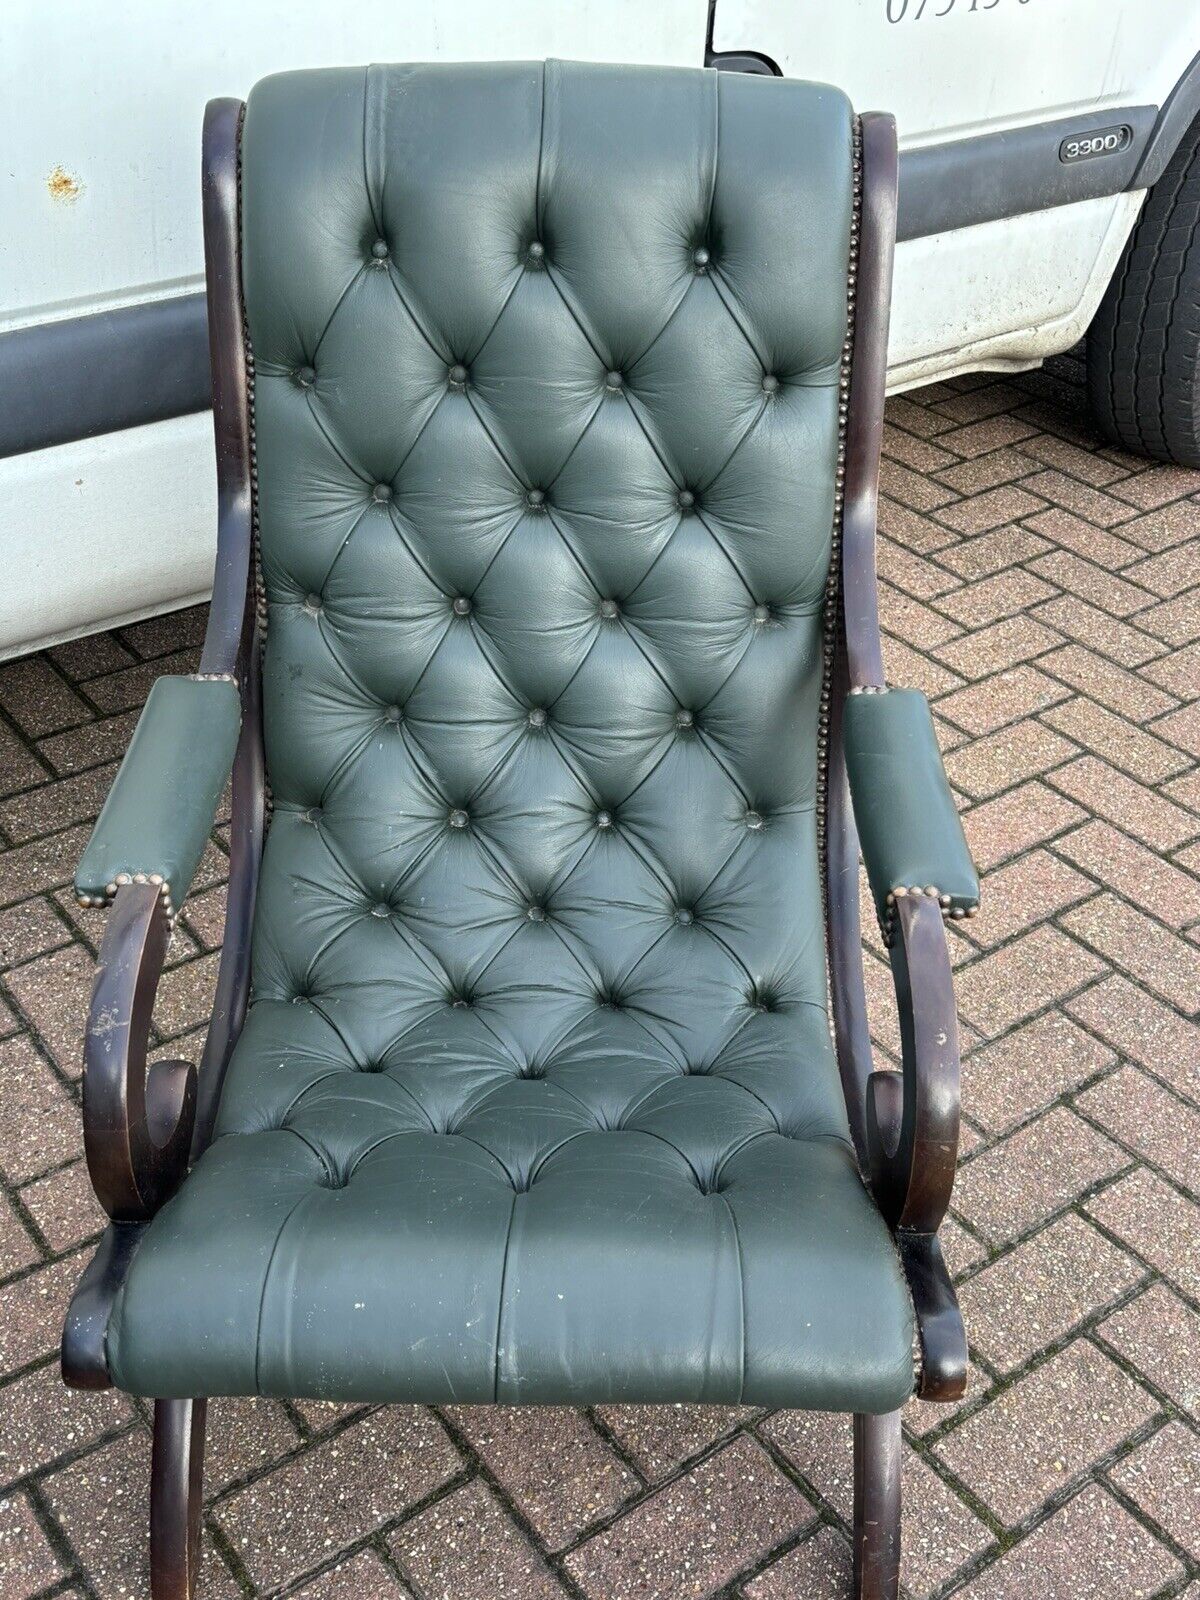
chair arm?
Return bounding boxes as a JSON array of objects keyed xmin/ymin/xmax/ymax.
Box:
[
  {"xmin": 75, "ymin": 676, "xmax": 242, "ymax": 920},
  {"xmin": 843, "ymin": 687, "xmax": 979, "ymax": 941},
  {"xmin": 867, "ymin": 889, "xmax": 967, "ymax": 1400},
  {"xmin": 83, "ymin": 883, "xmax": 198, "ymax": 1221}
]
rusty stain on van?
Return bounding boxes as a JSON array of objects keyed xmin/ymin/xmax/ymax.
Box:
[{"xmin": 47, "ymin": 166, "xmax": 83, "ymax": 203}]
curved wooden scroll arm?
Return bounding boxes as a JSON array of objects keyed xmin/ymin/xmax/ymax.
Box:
[
  {"xmin": 866, "ymin": 894, "xmax": 967, "ymax": 1401},
  {"xmin": 65, "ymin": 882, "xmax": 198, "ymax": 1388},
  {"xmin": 83, "ymin": 882, "xmax": 197, "ymax": 1220}
]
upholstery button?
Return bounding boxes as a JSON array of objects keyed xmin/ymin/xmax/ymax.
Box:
[
  {"xmin": 369, "ymin": 902, "xmax": 390, "ymax": 919},
  {"xmin": 599, "ymin": 598, "xmax": 619, "ymax": 620},
  {"xmin": 383, "ymin": 705, "xmax": 402, "ymax": 724},
  {"xmin": 294, "ymin": 365, "xmax": 316, "ymax": 388},
  {"xmin": 761, "ymin": 373, "xmax": 780, "ymax": 394},
  {"xmin": 372, "ymin": 482, "xmax": 392, "ymax": 503},
  {"xmin": 448, "ymin": 362, "xmax": 468, "ymax": 386},
  {"xmin": 370, "ymin": 239, "xmax": 389, "ymax": 263},
  {"xmin": 693, "ymin": 246, "xmax": 710, "ymax": 270},
  {"xmin": 448, "ymin": 808, "xmax": 469, "ymax": 829},
  {"xmin": 450, "ymin": 994, "xmax": 471, "ymax": 1008},
  {"xmin": 677, "ymin": 489, "xmax": 696, "ymax": 511},
  {"xmin": 302, "ymin": 807, "xmax": 322, "ymax": 825},
  {"xmin": 604, "ymin": 369, "xmax": 624, "ymax": 391},
  {"xmin": 453, "ymin": 596, "xmax": 472, "ymax": 617},
  {"xmin": 753, "ymin": 603, "xmax": 771, "ymax": 625},
  {"xmin": 527, "ymin": 707, "xmax": 547, "ymax": 729},
  {"xmin": 527, "ymin": 240, "xmax": 546, "ymax": 265},
  {"xmin": 745, "ymin": 809, "xmax": 764, "ymax": 831},
  {"xmin": 526, "ymin": 904, "xmax": 547, "ymax": 923},
  {"xmin": 526, "ymin": 488, "xmax": 546, "ymax": 510},
  {"xmin": 303, "ymin": 593, "xmax": 322, "ymax": 614},
  {"xmin": 595, "ymin": 809, "xmax": 613, "ymax": 829},
  {"xmin": 675, "ymin": 709, "xmax": 694, "ymax": 730},
  {"xmin": 675, "ymin": 907, "xmax": 694, "ymax": 926}
]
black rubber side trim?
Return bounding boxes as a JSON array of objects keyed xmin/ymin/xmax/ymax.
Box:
[
  {"xmin": 896, "ymin": 106, "xmax": 1156, "ymax": 241},
  {"xmin": 0, "ymin": 292, "xmax": 210, "ymax": 459},
  {"xmin": 5, "ymin": 80, "xmax": 1197, "ymax": 462},
  {"xmin": 1134, "ymin": 45, "xmax": 1200, "ymax": 188}
]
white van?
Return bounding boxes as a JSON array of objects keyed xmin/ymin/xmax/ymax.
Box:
[{"xmin": 2, "ymin": 0, "xmax": 1198, "ymax": 659}]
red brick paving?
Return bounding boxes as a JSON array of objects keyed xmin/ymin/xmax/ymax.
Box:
[{"xmin": 1, "ymin": 351, "xmax": 1198, "ymax": 1596}]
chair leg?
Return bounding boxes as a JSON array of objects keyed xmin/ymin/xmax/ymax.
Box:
[
  {"xmin": 150, "ymin": 1398, "xmax": 207, "ymax": 1600},
  {"xmin": 852, "ymin": 1410, "xmax": 901, "ymax": 1600}
]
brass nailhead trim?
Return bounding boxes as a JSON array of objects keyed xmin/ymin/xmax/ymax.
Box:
[
  {"xmin": 879, "ymin": 883, "xmax": 980, "ymax": 945},
  {"xmin": 238, "ymin": 102, "xmax": 273, "ymax": 833},
  {"xmin": 815, "ymin": 115, "xmax": 862, "ymax": 936},
  {"xmin": 80, "ymin": 871, "xmax": 177, "ymax": 924}
]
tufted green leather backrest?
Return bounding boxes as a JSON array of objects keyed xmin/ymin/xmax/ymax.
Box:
[{"xmin": 237, "ymin": 59, "xmax": 856, "ymax": 1152}]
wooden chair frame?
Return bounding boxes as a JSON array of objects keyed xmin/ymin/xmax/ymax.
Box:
[{"xmin": 61, "ymin": 97, "xmax": 967, "ymax": 1600}]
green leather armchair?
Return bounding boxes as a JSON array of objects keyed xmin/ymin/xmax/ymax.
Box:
[{"xmin": 62, "ymin": 62, "xmax": 978, "ymax": 1600}]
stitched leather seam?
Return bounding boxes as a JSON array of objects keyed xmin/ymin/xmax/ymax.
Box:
[
  {"xmin": 260, "ymin": 1069, "xmax": 354, "ymax": 1135},
  {"xmin": 621, "ymin": 273, "xmax": 706, "ymax": 375},
  {"xmin": 347, "ymin": 1126, "xmax": 508, "ymax": 1182},
  {"xmin": 534, "ymin": 61, "xmax": 548, "ymax": 245},
  {"xmin": 453, "ymin": 723, "xmax": 545, "ymax": 818},
  {"xmin": 524, "ymin": 1126, "xmax": 595, "ymax": 1188},
  {"xmin": 297, "ymin": 1066, "xmax": 438, "ymax": 1138},
  {"xmin": 361, "ymin": 65, "xmax": 381, "ymax": 238},
  {"xmin": 540, "ymin": 1003, "xmax": 686, "ymax": 1078},
  {"xmin": 717, "ymin": 1190, "xmax": 747, "ymax": 1406},
  {"xmin": 712, "ymin": 1125, "xmax": 776, "ymax": 1186},
  {"xmin": 301, "ymin": 993, "xmax": 368, "ymax": 1068},
  {"xmin": 452, "ymin": 914, "xmax": 531, "ymax": 999},
  {"xmin": 274, "ymin": 1123, "xmax": 338, "ymax": 1183},
  {"xmin": 620, "ymin": 505, "xmax": 744, "ymax": 616},
  {"xmin": 252, "ymin": 1183, "xmax": 320, "ymax": 1394},
  {"xmin": 538, "ymin": 389, "xmax": 609, "ymax": 493},
  {"xmin": 606, "ymin": 1123, "xmax": 705, "ymax": 1187},
  {"xmin": 306, "ymin": 712, "xmax": 399, "ymax": 813},
  {"xmin": 277, "ymin": 587, "xmax": 401, "ymax": 721},
  {"xmin": 309, "ymin": 262, "xmax": 372, "ymax": 371},
  {"xmin": 492, "ymin": 1187, "xmax": 520, "ymax": 1402},
  {"xmin": 704, "ymin": 69, "xmax": 721, "ymax": 288}
]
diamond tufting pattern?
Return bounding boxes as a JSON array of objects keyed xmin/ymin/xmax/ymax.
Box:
[{"xmin": 106, "ymin": 60, "xmax": 915, "ymax": 1411}]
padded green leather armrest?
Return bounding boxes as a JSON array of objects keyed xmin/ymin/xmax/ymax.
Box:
[
  {"xmin": 843, "ymin": 688, "xmax": 979, "ymax": 931},
  {"xmin": 76, "ymin": 676, "xmax": 242, "ymax": 916}
]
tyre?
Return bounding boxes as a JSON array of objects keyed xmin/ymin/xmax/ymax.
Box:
[{"xmin": 1087, "ymin": 110, "xmax": 1200, "ymax": 467}]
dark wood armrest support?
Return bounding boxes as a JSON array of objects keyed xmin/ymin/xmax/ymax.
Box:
[
  {"xmin": 866, "ymin": 894, "xmax": 967, "ymax": 1401},
  {"xmin": 65, "ymin": 883, "xmax": 196, "ymax": 1389},
  {"xmin": 84, "ymin": 882, "xmax": 196, "ymax": 1221}
]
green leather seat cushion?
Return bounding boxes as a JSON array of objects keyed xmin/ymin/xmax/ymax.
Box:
[
  {"xmin": 108, "ymin": 944, "xmax": 914, "ymax": 1407},
  {"xmin": 105, "ymin": 60, "xmax": 915, "ymax": 1412}
]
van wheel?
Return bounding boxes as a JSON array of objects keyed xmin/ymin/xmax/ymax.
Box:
[{"xmin": 1087, "ymin": 110, "xmax": 1200, "ymax": 467}]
